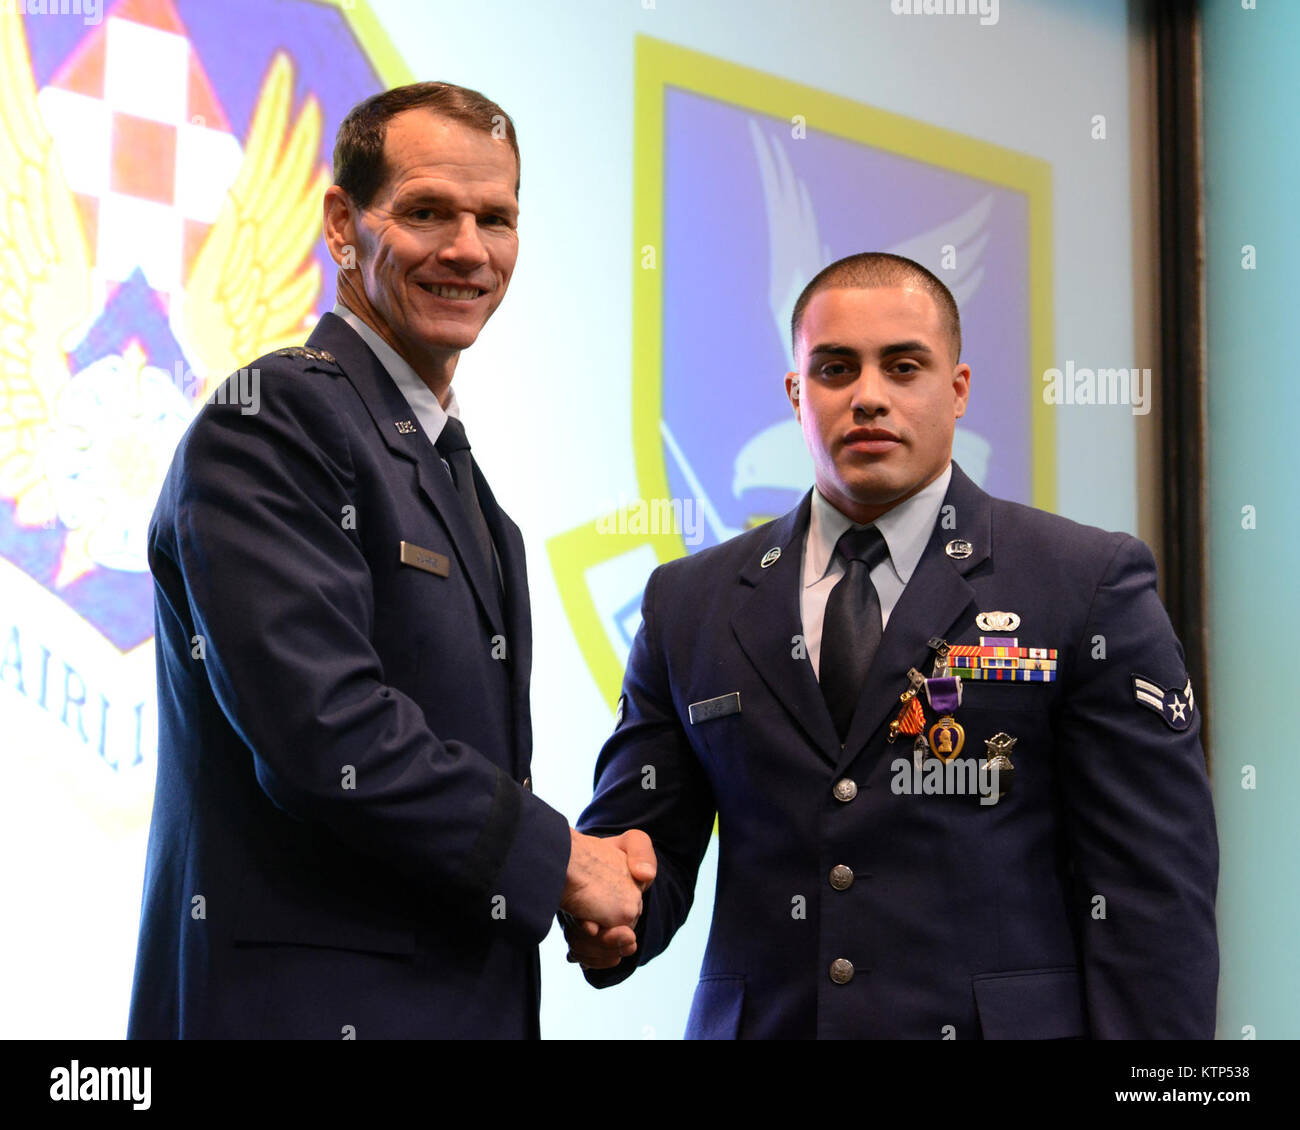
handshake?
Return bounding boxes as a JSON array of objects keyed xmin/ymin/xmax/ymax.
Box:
[{"xmin": 559, "ymin": 828, "xmax": 657, "ymax": 971}]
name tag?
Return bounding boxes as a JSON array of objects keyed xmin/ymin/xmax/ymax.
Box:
[
  {"xmin": 399, "ymin": 540, "xmax": 450, "ymax": 578},
  {"xmin": 688, "ymin": 692, "xmax": 741, "ymax": 725}
]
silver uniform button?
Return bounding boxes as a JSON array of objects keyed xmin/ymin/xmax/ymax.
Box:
[
  {"xmin": 829, "ymin": 864, "xmax": 854, "ymax": 890},
  {"xmin": 833, "ymin": 778, "xmax": 857, "ymax": 802},
  {"xmin": 829, "ymin": 958, "xmax": 855, "ymax": 984}
]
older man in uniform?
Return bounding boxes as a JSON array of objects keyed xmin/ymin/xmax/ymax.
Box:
[
  {"xmin": 567, "ymin": 253, "xmax": 1217, "ymax": 1039},
  {"xmin": 128, "ymin": 82, "xmax": 652, "ymax": 1039}
]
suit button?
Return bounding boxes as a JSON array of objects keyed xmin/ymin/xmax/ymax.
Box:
[
  {"xmin": 829, "ymin": 958, "xmax": 855, "ymax": 984},
  {"xmin": 829, "ymin": 864, "xmax": 854, "ymax": 890},
  {"xmin": 522, "ymin": 777, "xmax": 532, "ymax": 792},
  {"xmin": 833, "ymin": 778, "xmax": 857, "ymax": 802}
]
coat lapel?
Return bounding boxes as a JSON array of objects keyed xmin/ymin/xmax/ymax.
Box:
[
  {"xmin": 834, "ymin": 462, "xmax": 992, "ymax": 775},
  {"xmin": 474, "ymin": 465, "xmax": 532, "ymax": 771},
  {"xmin": 731, "ymin": 493, "xmax": 842, "ymax": 765},
  {"xmin": 306, "ymin": 313, "xmax": 506, "ymax": 638}
]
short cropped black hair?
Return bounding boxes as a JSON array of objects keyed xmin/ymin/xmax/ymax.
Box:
[{"xmin": 790, "ymin": 252, "xmax": 961, "ymax": 363}]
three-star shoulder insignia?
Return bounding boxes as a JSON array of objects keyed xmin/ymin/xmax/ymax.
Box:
[{"xmin": 273, "ymin": 346, "xmax": 336, "ymax": 364}]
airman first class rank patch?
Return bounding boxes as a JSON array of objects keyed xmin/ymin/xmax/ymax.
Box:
[{"xmin": 1132, "ymin": 674, "xmax": 1195, "ymax": 731}]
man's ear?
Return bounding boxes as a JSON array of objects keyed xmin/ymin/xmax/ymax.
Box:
[
  {"xmin": 785, "ymin": 370, "xmax": 801, "ymax": 423},
  {"xmin": 323, "ymin": 186, "xmax": 360, "ymax": 269},
  {"xmin": 952, "ymin": 362, "xmax": 972, "ymax": 420}
]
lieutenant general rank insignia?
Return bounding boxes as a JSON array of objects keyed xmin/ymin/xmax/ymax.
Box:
[
  {"xmin": 1132, "ymin": 674, "xmax": 1195, "ymax": 731},
  {"xmin": 947, "ymin": 636, "xmax": 1058, "ymax": 682}
]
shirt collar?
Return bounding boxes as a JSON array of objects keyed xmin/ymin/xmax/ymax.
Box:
[
  {"xmin": 806, "ymin": 463, "xmax": 953, "ymax": 588},
  {"xmin": 331, "ymin": 302, "xmax": 459, "ymax": 430}
]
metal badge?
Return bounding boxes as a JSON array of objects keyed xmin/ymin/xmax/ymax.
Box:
[
  {"xmin": 394, "ymin": 419, "xmax": 418, "ymax": 434},
  {"xmin": 688, "ymin": 692, "xmax": 741, "ymax": 725},
  {"xmin": 976, "ymin": 610, "xmax": 1021, "ymax": 632},
  {"xmin": 760, "ymin": 547, "xmax": 781, "ymax": 568},
  {"xmin": 945, "ymin": 538, "xmax": 974, "ymax": 559},
  {"xmin": 979, "ymin": 731, "xmax": 1018, "ymax": 802},
  {"xmin": 983, "ymin": 731, "xmax": 1017, "ymax": 760},
  {"xmin": 274, "ymin": 346, "xmax": 336, "ymax": 364},
  {"xmin": 928, "ymin": 716, "xmax": 965, "ymax": 762},
  {"xmin": 399, "ymin": 540, "xmax": 450, "ymax": 577}
]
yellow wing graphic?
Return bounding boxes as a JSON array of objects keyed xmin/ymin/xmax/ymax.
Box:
[
  {"xmin": 184, "ymin": 51, "xmax": 328, "ymax": 394},
  {"xmin": 0, "ymin": 13, "xmax": 93, "ymax": 527}
]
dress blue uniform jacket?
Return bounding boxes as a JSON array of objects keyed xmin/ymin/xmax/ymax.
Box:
[
  {"xmin": 127, "ymin": 313, "xmax": 571, "ymax": 1039},
  {"xmin": 578, "ymin": 463, "xmax": 1218, "ymax": 1038}
]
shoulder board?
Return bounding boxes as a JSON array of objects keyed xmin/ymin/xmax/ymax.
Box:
[{"xmin": 273, "ymin": 346, "xmax": 337, "ymax": 365}]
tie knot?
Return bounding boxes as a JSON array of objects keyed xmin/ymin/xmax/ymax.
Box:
[
  {"xmin": 435, "ymin": 415, "xmax": 471, "ymax": 457},
  {"xmin": 834, "ymin": 524, "xmax": 889, "ymax": 569}
]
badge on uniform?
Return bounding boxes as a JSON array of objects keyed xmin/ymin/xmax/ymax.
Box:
[
  {"xmin": 979, "ymin": 731, "xmax": 1017, "ymax": 801},
  {"xmin": 924, "ymin": 675, "xmax": 964, "ymax": 762},
  {"xmin": 1132, "ymin": 674, "xmax": 1195, "ymax": 731},
  {"xmin": 888, "ymin": 668, "xmax": 928, "ymax": 744},
  {"xmin": 947, "ymin": 636, "xmax": 1057, "ymax": 682},
  {"xmin": 274, "ymin": 346, "xmax": 336, "ymax": 364},
  {"xmin": 688, "ymin": 692, "xmax": 741, "ymax": 725},
  {"xmin": 399, "ymin": 540, "xmax": 451, "ymax": 577}
]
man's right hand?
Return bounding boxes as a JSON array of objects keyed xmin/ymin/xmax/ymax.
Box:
[{"xmin": 559, "ymin": 829, "xmax": 655, "ymax": 930}]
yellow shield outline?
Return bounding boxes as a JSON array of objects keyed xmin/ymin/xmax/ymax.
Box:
[{"xmin": 547, "ymin": 35, "xmax": 1055, "ymax": 709}]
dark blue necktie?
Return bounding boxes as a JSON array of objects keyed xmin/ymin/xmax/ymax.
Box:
[
  {"xmin": 435, "ymin": 416, "xmax": 496, "ymax": 583},
  {"xmin": 819, "ymin": 525, "xmax": 890, "ymax": 741}
]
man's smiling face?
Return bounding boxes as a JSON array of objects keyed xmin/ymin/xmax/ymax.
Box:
[
  {"xmin": 332, "ymin": 108, "xmax": 519, "ymax": 377},
  {"xmin": 785, "ymin": 285, "xmax": 971, "ymax": 523}
]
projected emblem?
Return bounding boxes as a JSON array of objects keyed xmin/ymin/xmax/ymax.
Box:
[
  {"xmin": 549, "ymin": 36, "xmax": 1053, "ymax": 706},
  {"xmin": 0, "ymin": 0, "xmax": 396, "ymax": 775}
]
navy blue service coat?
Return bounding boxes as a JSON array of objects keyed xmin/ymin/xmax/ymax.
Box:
[
  {"xmin": 579, "ymin": 463, "xmax": 1218, "ymax": 1039},
  {"xmin": 128, "ymin": 313, "xmax": 570, "ymax": 1038}
]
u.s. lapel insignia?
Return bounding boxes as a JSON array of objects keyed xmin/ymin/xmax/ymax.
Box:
[
  {"xmin": 760, "ymin": 547, "xmax": 781, "ymax": 568},
  {"xmin": 1132, "ymin": 674, "xmax": 1195, "ymax": 731},
  {"xmin": 976, "ymin": 610, "xmax": 1021, "ymax": 632},
  {"xmin": 394, "ymin": 419, "xmax": 418, "ymax": 434},
  {"xmin": 945, "ymin": 538, "xmax": 973, "ymax": 560}
]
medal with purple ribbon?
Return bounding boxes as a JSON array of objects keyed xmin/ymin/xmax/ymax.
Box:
[{"xmin": 924, "ymin": 676, "xmax": 965, "ymax": 762}]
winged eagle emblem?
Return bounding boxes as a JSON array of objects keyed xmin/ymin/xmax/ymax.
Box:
[
  {"xmin": 0, "ymin": 16, "xmax": 327, "ymax": 586},
  {"xmin": 724, "ymin": 121, "xmax": 994, "ymax": 522}
]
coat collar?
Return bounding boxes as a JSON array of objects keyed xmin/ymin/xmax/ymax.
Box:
[
  {"xmin": 729, "ymin": 463, "xmax": 993, "ymax": 771},
  {"xmin": 834, "ymin": 461, "xmax": 991, "ymax": 772},
  {"xmin": 731, "ymin": 492, "xmax": 842, "ymax": 759},
  {"xmin": 306, "ymin": 312, "xmax": 506, "ymax": 636}
]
